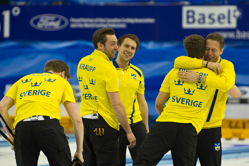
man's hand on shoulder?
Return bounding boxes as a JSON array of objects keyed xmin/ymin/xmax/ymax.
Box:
[
  {"xmin": 177, "ymin": 70, "xmax": 198, "ymax": 82},
  {"xmin": 205, "ymin": 61, "xmax": 222, "ymax": 75}
]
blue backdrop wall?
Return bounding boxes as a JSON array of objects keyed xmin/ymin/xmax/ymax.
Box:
[
  {"xmin": 1, "ymin": 40, "xmax": 249, "ymax": 116},
  {"xmin": 0, "ymin": 4, "xmax": 249, "ymax": 118}
]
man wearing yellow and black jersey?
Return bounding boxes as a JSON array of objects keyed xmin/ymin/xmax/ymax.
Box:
[
  {"xmin": 0, "ymin": 60, "xmax": 84, "ymax": 166},
  {"xmin": 134, "ymin": 35, "xmax": 217, "ymax": 166},
  {"xmin": 175, "ymin": 33, "xmax": 241, "ymax": 166},
  {"xmin": 114, "ymin": 34, "xmax": 149, "ymax": 166},
  {"xmin": 155, "ymin": 66, "xmax": 216, "ymax": 134},
  {"xmin": 77, "ymin": 28, "xmax": 136, "ymax": 166}
]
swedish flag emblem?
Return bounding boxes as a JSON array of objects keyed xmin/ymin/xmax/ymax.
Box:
[
  {"xmin": 131, "ymin": 73, "xmax": 137, "ymax": 80},
  {"xmin": 214, "ymin": 143, "xmax": 220, "ymax": 151}
]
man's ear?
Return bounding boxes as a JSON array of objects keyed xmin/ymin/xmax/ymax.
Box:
[
  {"xmin": 60, "ymin": 71, "xmax": 66, "ymax": 79},
  {"xmin": 97, "ymin": 42, "xmax": 103, "ymax": 51}
]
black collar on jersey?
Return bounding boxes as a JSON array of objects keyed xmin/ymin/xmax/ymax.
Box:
[
  {"xmin": 219, "ymin": 58, "xmax": 222, "ymax": 63},
  {"xmin": 112, "ymin": 58, "xmax": 130, "ymax": 69}
]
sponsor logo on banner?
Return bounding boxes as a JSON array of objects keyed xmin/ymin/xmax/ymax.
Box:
[
  {"xmin": 182, "ymin": 6, "xmax": 241, "ymax": 29},
  {"xmin": 228, "ymin": 86, "xmax": 249, "ymax": 98},
  {"xmin": 30, "ymin": 14, "xmax": 69, "ymax": 31},
  {"xmin": 71, "ymin": 85, "xmax": 81, "ymax": 98},
  {"xmin": 71, "ymin": 85, "xmax": 82, "ymax": 102}
]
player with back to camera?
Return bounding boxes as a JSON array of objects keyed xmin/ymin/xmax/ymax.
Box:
[
  {"xmin": 0, "ymin": 59, "xmax": 84, "ymax": 166},
  {"xmin": 175, "ymin": 32, "xmax": 241, "ymax": 166},
  {"xmin": 134, "ymin": 34, "xmax": 219, "ymax": 166}
]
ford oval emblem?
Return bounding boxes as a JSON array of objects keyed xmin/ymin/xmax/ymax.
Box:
[
  {"xmin": 30, "ymin": 14, "xmax": 69, "ymax": 31},
  {"xmin": 240, "ymin": 90, "xmax": 247, "ymax": 95},
  {"xmin": 73, "ymin": 88, "xmax": 80, "ymax": 94}
]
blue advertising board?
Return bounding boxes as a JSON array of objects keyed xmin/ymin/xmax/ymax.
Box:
[
  {"xmin": 0, "ymin": 5, "xmax": 249, "ymax": 118},
  {"xmin": 0, "ymin": 5, "xmax": 249, "ymax": 41},
  {"xmin": 0, "ymin": 40, "xmax": 249, "ymax": 117}
]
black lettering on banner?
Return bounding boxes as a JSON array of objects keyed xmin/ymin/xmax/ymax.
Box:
[
  {"xmin": 228, "ymin": 120, "xmax": 249, "ymax": 129},
  {"xmin": 232, "ymin": 131, "xmax": 242, "ymax": 138}
]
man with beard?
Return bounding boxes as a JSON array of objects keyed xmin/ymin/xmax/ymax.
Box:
[{"xmin": 77, "ymin": 28, "xmax": 136, "ymax": 166}]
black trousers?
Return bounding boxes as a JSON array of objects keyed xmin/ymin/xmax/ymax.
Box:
[
  {"xmin": 133, "ymin": 122, "xmax": 197, "ymax": 166},
  {"xmin": 196, "ymin": 127, "xmax": 222, "ymax": 166},
  {"xmin": 82, "ymin": 115, "xmax": 119, "ymax": 166},
  {"xmin": 119, "ymin": 121, "xmax": 147, "ymax": 166},
  {"xmin": 14, "ymin": 118, "xmax": 72, "ymax": 166}
]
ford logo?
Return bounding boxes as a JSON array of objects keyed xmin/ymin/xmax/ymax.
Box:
[
  {"xmin": 30, "ymin": 14, "xmax": 69, "ymax": 31},
  {"xmin": 71, "ymin": 85, "xmax": 82, "ymax": 97},
  {"xmin": 240, "ymin": 90, "xmax": 247, "ymax": 95},
  {"xmin": 73, "ymin": 88, "xmax": 81, "ymax": 94}
]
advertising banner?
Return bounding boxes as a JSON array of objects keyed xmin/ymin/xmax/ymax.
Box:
[
  {"xmin": 0, "ymin": 5, "xmax": 249, "ymax": 41},
  {"xmin": 0, "ymin": 5, "xmax": 249, "ymax": 118}
]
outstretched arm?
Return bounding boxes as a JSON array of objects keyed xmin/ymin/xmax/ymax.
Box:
[
  {"xmin": 174, "ymin": 56, "xmax": 203, "ymax": 69},
  {"xmin": 174, "ymin": 56, "xmax": 221, "ymax": 75},
  {"xmin": 177, "ymin": 61, "xmax": 235, "ymax": 92}
]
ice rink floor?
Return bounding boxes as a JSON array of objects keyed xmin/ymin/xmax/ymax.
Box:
[{"xmin": 1, "ymin": 134, "xmax": 249, "ymax": 166}]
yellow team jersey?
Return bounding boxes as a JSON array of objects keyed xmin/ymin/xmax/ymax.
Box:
[
  {"xmin": 174, "ymin": 56, "xmax": 235, "ymax": 128},
  {"xmin": 156, "ymin": 68, "xmax": 216, "ymax": 133},
  {"xmin": 113, "ymin": 60, "xmax": 145, "ymax": 124},
  {"xmin": 5, "ymin": 72, "xmax": 76, "ymax": 127},
  {"xmin": 77, "ymin": 49, "xmax": 120, "ymax": 130}
]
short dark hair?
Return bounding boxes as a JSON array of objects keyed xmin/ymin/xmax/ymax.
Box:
[
  {"xmin": 183, "ymin": 34, "xmax": 205, "ymax": 59},
  {"xmin": 118, "ymin": 34, "xmax": 140, "ymax": 52},
  {"xmin": 92, "ymin": 28, "xmax": 115, "ymax": 49},
  {"xmin": 206, "ymin": 33, "xmax": 224, "ymax": 50},
  {"xmin": 44, "ymin": 59, "xmax": 71, "ymax": 80}
]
